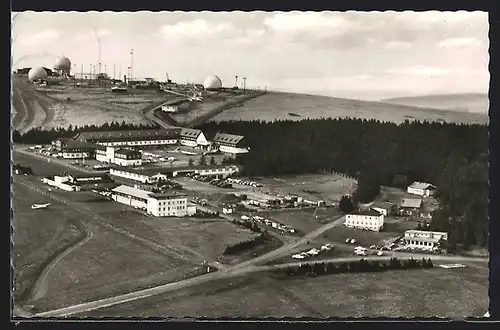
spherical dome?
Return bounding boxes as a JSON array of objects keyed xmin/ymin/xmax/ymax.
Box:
[
  {"xmin": 203, "ymin": 75, "xmax": 222, "ymax": 90},
  {"xmin": 28, "ymin": 67, "xmax": 48, "ymax": 81},
  {"xmin": 54, "ymin": 56, "xmax": 71, "ymax": 71}
]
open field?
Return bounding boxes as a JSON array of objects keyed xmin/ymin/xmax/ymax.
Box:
[
  {"xmin": 13, "ymin": 150, "xmax": 87, "ymax": 176},
  {"xmin": 382, "ymin": 93, "xmax": 489, "ymax": 115},
  {"xmin": 28, "ymin": 226, "xmax": 202, "ymax": 314},
  {"xmin": 254, "ymin": 174, "xmax": 357, "ymax": 204},
  {"xmin": 12, "ymin": 183, "xmax": 84, "ymax": 304},
  {"xmin": 257, "ymin": 207, "xmax": 342, "ymax": 235},
  {"xmin": 97, "ymin": 210, "xmax": 258, "ymax": 262},
  {"xmin": 83, "ymin": 264, "xmax": 489, "ymax": 318},
  {"xmin": 320, "ymin": 218, "xmax": 418, "ymax": 247},
  {"xmin": 210, "ymin": 92, "xmax": 489, "ymax": 125}
]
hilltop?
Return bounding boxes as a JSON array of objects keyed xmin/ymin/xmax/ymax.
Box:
[
  {"xmin": 381, "ymin": 93, "xmax": 489, "ymax": 115},
  {"xmin": 210, "ymin": 92, "xmax": 489, "ymax": 125}
]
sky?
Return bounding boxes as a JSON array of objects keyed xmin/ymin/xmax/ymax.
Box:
[{"xmin": 11, "ymin": 11, "xmax": 489, "ymax": 100}]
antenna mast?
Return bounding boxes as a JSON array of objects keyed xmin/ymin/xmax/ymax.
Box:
[{"xmin": 130, "ymin": 48, "xmax": 134, "ymax": 82}]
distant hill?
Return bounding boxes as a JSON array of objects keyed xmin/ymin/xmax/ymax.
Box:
[
  {"xmin": 211, "ymin": 92, "xmax": 488, "ymax": 125},
  {"xmin": 381, "ymin": 93, "xmax": 489, "ymax": 114}
]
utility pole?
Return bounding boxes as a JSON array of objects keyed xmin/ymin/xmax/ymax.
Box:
[
  {"xmin": 98, "ymin": 62, "xmax": 102, "ymax": 87},
  {"xmin": 119, "ymin": 65, "xmax": 122, "ymax": 82},
  {"xmin": 92, "ymin": 65, "xmax": 96, "ymax": 88},
  {"xmin": 130, "ymin": 48, "xmax": 134, "ymax": 83},
  {"xmin": 73, "ymin": 64, "xmax": 77, "ymax": 87},
  {"xmin": 80, "ymin": 64, "xmax": 83, "ymax": 85},
  {"xmin": 243, "ymin": 77, "xmax": 247, "ymax": 95},
  {"xmin": 235, "ymin": 75, "xmax": 238, "ymax": 88},
  {"xmin": 113, "ymin": 64, "xmax": 116, "ymax": 81},
  {"xmin": 104, "ymin": 64, "xmax": 107, "ymax": 88},
  {"xmin": 89, "ymin": 64, "xmax": 92, "ymax": 87}
]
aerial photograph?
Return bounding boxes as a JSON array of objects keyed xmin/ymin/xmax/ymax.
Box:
[{"xmin": 11, "ymin": 11, "xmax": 489, "ymax": 319}]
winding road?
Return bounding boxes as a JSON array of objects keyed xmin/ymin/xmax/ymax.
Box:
[{"xmin": 11, "ymin": 160, "xmax": 488, "ymax": 318}]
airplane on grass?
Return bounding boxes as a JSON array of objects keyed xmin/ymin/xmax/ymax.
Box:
[{"xmin": 31, "ymin": 203, "xmax": 51, "ymax": 210}]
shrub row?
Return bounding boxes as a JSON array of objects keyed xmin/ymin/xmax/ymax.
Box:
[
  {"xmin": 279, "ymin": 257, "xmax": 434, "ymax": 277},
  {"xmin": 224, "ymin": 233, "xmax": 268, "ymax": 255}
]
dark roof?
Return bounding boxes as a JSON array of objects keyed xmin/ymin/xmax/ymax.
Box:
[
  {"xmin": 62, "ymin": 141, "xmax": 97, "ymax": 150},
  {"xmin": 114, "ymin": 148, "xmax": 142, "ymax": 156},
  {"xmin": 349, "ymin": 209, "xmax": 384, "ymax": 217},
  {"xmin": 213, "ymin": 132, "xmax": 245, "ymax": 146},
  {"xmin": 74, "ymin": 129, "xmax": 181, "ymax": 142},
  {"xmin": 371, "ymin": 201, "xmax": 397, "ymax": 210},
  {"xmin": 180, "ymin": 128, "xmax": 202, "ymax": 139},
  {"xmin": 110, "ymin": 164, "xmax": 240, "ymax": 176}
]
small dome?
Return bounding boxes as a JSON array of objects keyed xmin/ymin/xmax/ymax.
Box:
[
  {"xmin": 28, "ymin": 67, "xmax": 48, "ymax": 81},
  {"xmin": 203, "ymin": 75, "xmax": 222, "ymax": 90},
  {"xmin": 54, "ymin": 56, "xmax": 71, "ymax": 71}
]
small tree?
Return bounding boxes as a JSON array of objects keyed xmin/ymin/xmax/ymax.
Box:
[
  {"xmin": 210, "ymin": 156, "xmax": 216, "ymax": 165},
  {"xmin": 188, "ymin": 158, "xmax": 194, "ymax": 167},
  {"xmin": 199, "ymin": 154, "xmax": 207, "ymax": 166},
  {"xmin": 339, "ymin": 195, "xmax": 356, "ymax": 213}
]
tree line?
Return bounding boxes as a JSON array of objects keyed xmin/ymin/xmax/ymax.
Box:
[
  {"xmin": 223, "ymin": 232, "xmax": 268, "ymax": 255},
  {"xmin": 276, "ymin": 257, "xmax": 434, "ymax": 278},
  {"xmin": 13, "ymin": 121, "xmax": 159, "ymax": 145},
  {"xmin": 197, "ymin": 118, "xmax": 488, "ymax": 251}
]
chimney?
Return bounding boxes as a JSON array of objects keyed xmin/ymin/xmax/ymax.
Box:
[{"xmin": 124, "ymin": 75, "xmax": 127, "ymax": 84}]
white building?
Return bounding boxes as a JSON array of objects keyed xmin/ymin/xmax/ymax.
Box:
[
  {"xmin": 179, "ymin": 128, "xmax": 210, "ymax": 148},
  {"xmin": 58, "ymin": 141, "xmax": 95, "ymax": 159},
  {"xmin": 111, "ymin": 185, "xmax": 189, "ymax": 217},
  {"xmin": 73, "ymin": 129, "xmax": 180, "ymax": 147},
  {"xmin": 96, "ymin": 146, "xmax": 142, "ymax": 167},
  {"xmin": 407, "ymin": 181, "xmax": 436, "ymax": 197},
  {"xmin": 403, "ymin": 230, "xmax": 448, "ymax": 250},
  {"xmin": 42, "ymin": 175, "xmax": 81, "ymax": 192},
  {"xmin": 211, "ymin": 132, "xmax": 249, "ymax": 155},
  {"xmin": 109, "ymin": 167, "xmax": 169, "ymax": 184},
  {"xmin": 193, "ymin": 165, "xmax": 240, "ymax": 178},
  {"xmin": 345, "ymin": 209, "xmax": 385, "ymax": 232}
]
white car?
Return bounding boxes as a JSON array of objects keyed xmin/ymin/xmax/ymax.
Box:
[
  {"xmin": 321, "ymin": 244, "xmax": 333, "ymax": 251},
  {"xmin": 292, "ymin": 254, "xmax": 305, "ymax": 259},
  {"xmin": 307, "ymin": 248, "xmax": 320, "ymax": 256},
  {"xmin": 377, "ymin": 251, "xmax": 384, "ymax": 256},
  {"xmin": 345, "ymin": 238, "xmax": 351, "ymax": 243},
  {"xmin": 350, "ymin": 239, "xmax": 357, "ymax": 244},
  {"xmin": 369, "ymin": 245, "xmax": 376, "ymax": 249}
]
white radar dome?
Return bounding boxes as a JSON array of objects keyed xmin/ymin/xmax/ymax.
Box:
[
  {"xmin": 203, "ymin": 75, "xmax": 222, "ymax": 90},
  {"xmin": 28, "ymin": 67, "xmax": 48, "ymax": 81}
]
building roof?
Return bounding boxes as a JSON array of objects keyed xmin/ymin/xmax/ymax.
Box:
[
  {"xmin": 212, "ymin": 132, "xmax": 245, "ymax": 146},
  {"xmin": 74, "ymin": 128, "xmax": 181, "ymax": 142},
  {"xmin": 112, "ymin": 185, "xmax": 151, "ymax": 200},
  {"xmin": 112, "ymin": 184, "xmax": 187, "ymax": 200},
  {"xmin": 70, "ymin": 174, "xmax": 111, "ymax": 181},
  {"xmin": 62, "ymin": 140, "xmax": 97, "ymax": 150},
  {"xmin": 405, "ymin": 230, "xmax": 447, "ymax": 237},
  {"xmin": 371, "ymin": 201, "xmax": 397, "ymax": 210},
  {"xmin": 180, "ymin": 128, "xmax": 202, "ymax": 139},
  {"xmin": 348, "ymin": 209, "xmax": 383, "ymax": 217},
  {"xmin": 400, "ymin": 198, "xmax": 423, "ymax": 208},
  {"xmin": 114, "ymin": 148, "xmax": 142, "ymax": 157},
  {"xmin": 110, "ymin": 164, "xmax": 240, "ymax": 176},
  {"xmin": 408, "ymin": 181, "xmax": 436, "ymax": 190}
]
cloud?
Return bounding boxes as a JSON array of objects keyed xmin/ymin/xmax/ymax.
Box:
[
  {"xmin": 18, "ymin": 29, "xmax": 60, "ymax": 45},
  {"xmin": 437, "ymin": 37, "xmax": 483, "ymax": 48},
  {"xmin": 263, "ymin": 12, "xmax": 358, "ymax": 35},
  {"xmin": 384, "ymin": 41, "xmax": 414, "ymax": 50},
  {"xmin": 159, "ymin": 19, "xmax": 236, "ymax": 40},
  {"xmin": 387, "ymin": 65, "xmax": 484, "ymax": 77}
]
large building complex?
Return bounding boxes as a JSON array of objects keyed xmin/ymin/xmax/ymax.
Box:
[
  {"xmin": 179, "ymin": 128, "xmax": 210, "ymax": 148},
  {"xmin": 71, "ymin": 128, "xmax": 248, "ymax": 155},
  {"xmin": 58, "ymin": 141, "xmax": 96, "ymax": 159},
  {"xmin": 211, "ymin": 132, "xmax": 249, "ymax": 154},
  {"xmin": 345, "ymin": 209, "xmax": 385, "ymax": 232},
  {"xmin": 96, "ymin": 146, "xmax": 143, "ymax": 166},
  {"xmin": 73, "ymin": 129, "xmax": 181, "ymax": 147},
  {"xmin": 111, "ymin": 185, "xmax": 192, "ymax": 217},
  {"xmin": 403, "ymin": 230, "xmax": 448, "ymax": 250},
  {"xmin": 109, "ymin": 165, "xmax": 240, "ymax": 183}
]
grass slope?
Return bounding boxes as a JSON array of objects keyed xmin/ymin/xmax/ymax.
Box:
[
  {"xmin": 211, "ymin": 92, "xmax": 488, "ymax": 125},
  {"xmin": 381, "ymin": 93, "xmax": 489, "ymax": 115}
]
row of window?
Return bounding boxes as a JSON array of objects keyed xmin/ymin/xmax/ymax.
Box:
[
  {"xmin": 157, "ymin": 206, "xmax": 185, "ymax": 212},
  {"xmin": 158, "ymin": 200, "xmax": 186, "ymax": 206},
  {"xmin": 406, "ymin": 240, "xmax": 435, "ymax": 247},
  {"xmin": 346, "ymin": 220, "xmax": 380, "ymax": 226}
]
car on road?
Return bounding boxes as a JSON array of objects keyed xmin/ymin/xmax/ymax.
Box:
[{"xmin": 321, "ymin": 244, "xmax": 333, "ymax": 251}]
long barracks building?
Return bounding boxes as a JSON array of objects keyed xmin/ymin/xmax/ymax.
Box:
[{"xmin": 71, "ymin": 128, "xmax": 249, "ymax": 155}]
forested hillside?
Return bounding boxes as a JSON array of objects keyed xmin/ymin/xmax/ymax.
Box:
[{"xmin": 198, "ymin": 118, "xmax": 489, "ymax": 251}]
